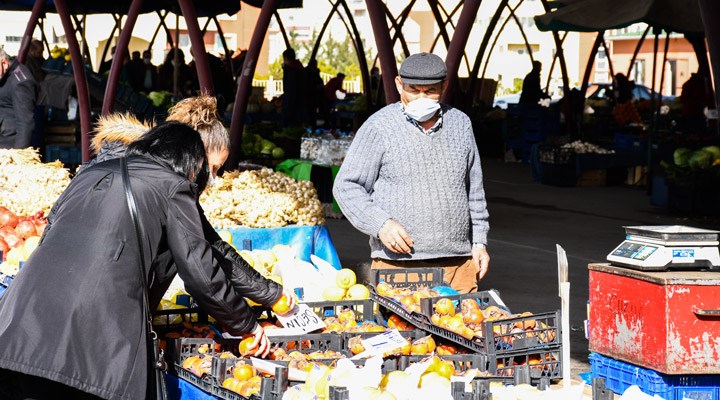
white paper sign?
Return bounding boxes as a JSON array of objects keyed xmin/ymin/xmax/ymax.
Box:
[
  {"xmin": 350, "ymin": 329, "xmax": 406, "ymax": 359},
  {"xmin": 250, "ymin": 357, "xmax": 308, "ymax": 381},
  {"xmin": 275, "ymin": 303, "xmax": 326, "ymax": 333}
]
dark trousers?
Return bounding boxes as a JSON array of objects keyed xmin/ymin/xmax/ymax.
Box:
[{"xmin": 0, "ymin": 368, "xmax": 102, "ymax": 400}]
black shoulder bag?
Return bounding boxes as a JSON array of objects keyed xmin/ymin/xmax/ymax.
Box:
[{"xmin": 120, "ymin": 156, "xmax": 168, "ymax": 400}]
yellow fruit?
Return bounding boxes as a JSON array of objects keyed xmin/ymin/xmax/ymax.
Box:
[
  {"xmin": 336, "ymin": 268, "xmax": 357, "ymax": 289},
  {"xmin": 217, "ymin": 230, "xmax": 233, "ymax": 244},
  {"xmin": 322, "ymin": 286, "xmax": 346, "ymax": 301},
  {"xmin": 271, "ymin": 293, "xmax": 293, "ymax": 315},
  {"xmin": 345, "ymin": 284, "xmax": 370, "ymax": 300}
]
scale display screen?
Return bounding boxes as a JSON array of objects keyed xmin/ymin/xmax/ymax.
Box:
[{"xmin": 611, "ymin": 242, "xmax": 658, "ymax": 261}]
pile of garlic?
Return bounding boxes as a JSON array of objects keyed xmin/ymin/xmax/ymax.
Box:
[
  {"xmin": 200, "ymin": 168, "xmax": 325, "ymax": 228},
  {"xmin": 561, "ymin": 140, "xmax": 615, "ymax": 154},
  {"xmin": 0, "ymin": 148, "xmax": 71, "ymax": 216}
]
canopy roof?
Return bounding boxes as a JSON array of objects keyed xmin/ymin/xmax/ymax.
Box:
[
  {"xmin": 535, "ymin": 0, "xmax": 704, "ymax": 34},
  {"xmin": 0, "ymin": 0, "xmax": 301, "ymax": 16}
]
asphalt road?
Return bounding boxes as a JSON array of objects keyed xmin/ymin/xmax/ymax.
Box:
[{"xmin": 324, "ymin": 158, "xmax": 719, "ymax": 379}]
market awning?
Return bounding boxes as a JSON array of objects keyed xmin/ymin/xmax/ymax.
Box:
[
  {"xmin": 534, "ymin": 0, "xmax": 704, "ymax": 34},
  {"xmin": 0, "ymin": 0, "xmax": 242, "ymax": 17}
]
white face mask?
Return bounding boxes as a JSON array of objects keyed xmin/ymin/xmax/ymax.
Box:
[{"xmin": 404, "ymin": 97, "xmax": 440, "ymax": 122}]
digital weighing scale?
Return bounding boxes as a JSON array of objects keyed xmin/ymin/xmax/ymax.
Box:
[{"xmin": 607, "ymin": 225, "xmax": 720, "ymax": 271}]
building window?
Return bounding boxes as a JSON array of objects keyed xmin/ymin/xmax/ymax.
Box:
[
  {"xmin": 5, "ymin": 36, "xmax": 22, "ymax": 43},
  {"xmin": 631, "ymin": 59, "xmax": 645, "ymax": 85}
]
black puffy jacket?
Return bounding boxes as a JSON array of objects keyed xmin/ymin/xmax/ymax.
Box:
[
  {"xmin": 0, "ymin": 156, "xmax": 276, "ymax": 399},
  {"xmin": 0, "ymin": 60, "xmax": 36, "ymax": 148}
]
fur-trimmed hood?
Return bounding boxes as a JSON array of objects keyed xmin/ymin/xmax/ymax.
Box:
[{"xmin": 91, "ymin": 113, "xmax": 152, "ymax": 155}]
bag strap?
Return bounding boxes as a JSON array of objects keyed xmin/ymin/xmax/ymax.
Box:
[{"xmin": 120, "ymin": 156, "xmax": 155, "ymax": 337}]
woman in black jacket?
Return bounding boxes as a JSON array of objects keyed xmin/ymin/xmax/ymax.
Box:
[{"xmin": 0, "ymin": 123, "xmax": 275, "ymax": 399}]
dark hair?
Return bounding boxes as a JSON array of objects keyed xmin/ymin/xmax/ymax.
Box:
[
  {"xmin": 282, "ymin": 48, "xmax": 296, "ymax": 60},
  {"xmin": 126, "ymin": 122, "xmax": 209, "ymax": 192}
]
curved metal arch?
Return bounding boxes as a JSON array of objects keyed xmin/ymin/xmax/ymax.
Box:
[
  {"xmin": 600, "ymin": 36, "xmax": 615, "ymax": 82},
  {"xmin": 98, "ymin": 14, "xmax": 121, "ymax": 72},
  {"xmin": 467, "ymin": 0, "xmax": 509, "ymax": 107},
  {"xmin": 18, "ymin": 0, "xmax": 45, "ymax": 64},
  {"xmin": 274, "ymin": 11, "xmax": 291, "ymax": 49},
  {"xmin": 337, "ymin": 0, "xmax": 371, "ymax": 100},
  {"xmin": 480, "ymin": 1, "xmax": 531, "ymax": 82},
  {"xmin": 433, "ymin": 1, "xmax": 471, "ymax": 73},
  {"xmin": 627, "ymin": 25, "xmax": 651, "ymax": 77},
  {"xmin": 427, "ymin": 1, "xmax": 452, "ymax": 53},
  {"xmin": 544, "ymin": 31, "xmax": 568, "ymax": 92},
  {"xmin": 372, "ymin": 0, "xmax": 414, "ymax": 70},
  {"xmin": 311, "ymin": 1, "xmax": 341, "ymax": 61}
]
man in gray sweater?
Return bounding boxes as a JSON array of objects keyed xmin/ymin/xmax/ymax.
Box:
[{"xmin": 333, "ymin": 53, "xmax": 490, "ymax": 293}]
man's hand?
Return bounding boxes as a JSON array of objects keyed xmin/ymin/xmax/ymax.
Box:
[
  {"xmin": 249, "ymin": 324, "xmax": 271, "ymax": 358},
  {"xmin": 378, "ymin": 219, "xmax": 414, "ymax": 254},
  {"xmin": 472, "ymin": 245, "xmax": 490, "ymax": 280}
]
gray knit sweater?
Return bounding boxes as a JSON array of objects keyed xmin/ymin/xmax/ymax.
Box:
[{"xmin": 333, "ymin": 102, "xmax": 490, "ymax": 260}]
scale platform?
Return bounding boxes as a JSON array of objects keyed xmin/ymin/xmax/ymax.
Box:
[{"xmin": 607, "ymin": 225, "xmax": 720, "ymax": 271}]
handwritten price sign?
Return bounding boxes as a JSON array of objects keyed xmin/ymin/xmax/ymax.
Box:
[{"xmin": 275, "ymin": 303, "xmax": 326, "ymax": 333}]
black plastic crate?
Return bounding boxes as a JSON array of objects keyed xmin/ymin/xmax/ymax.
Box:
[
  {"xmin": 269, "ymin": 333, "xmax": 343, "ymax": 353},
  {"xmin": 399, "ymin": 353, "xmax": 486, "ymax": 373},
  {"xmin": 537, "ymin": 145, "xmax": 576, "ymax": 165},
  {"xmin": 370, "ymin": 267, "xmax": 445, "ymax": 290},
  {"xmin": 491, "ymin": 345, "xmax": 562, "ymax": 380},
  {"xmin": 303, "ymin": 299, "xmax": 375, "ymax": 322},
  {"xmin": 177, "ymin": 363, "xmax": 215, "ymax": 394},
  {"xmin": 153, "ymin": 306, "xmax": 209, "ymax": 327},
  {"xmin": 170, "ymin": 337, "xmax": 226, "ymax": 367},
  {"xmin": 482, "ymin": 310, "xmax": 561, "ymax": 355},
  {"xmin": 341, "ymin": 329, "xmax": 427, "ymax": 354}
]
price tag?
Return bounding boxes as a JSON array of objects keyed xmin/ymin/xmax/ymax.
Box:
[
  {"xmin": 275, "ymin": 303, "xmax": 326, "ymax": 333},
  {"xmin": 350, "ymin": 329, "xmax": 406, "ymax": 359}
]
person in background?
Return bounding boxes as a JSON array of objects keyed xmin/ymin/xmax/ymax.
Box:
[
  {"xmin": 24, "ymin": 39, "xmax": 46, "ymax": 83},
  {"xmin": 98, "ymin": 45, "xmax": 116, "ymax": 75},
  {"xmin": 322, "ymin": 72, "xmax": 346, "ymax": 126},
  {"xmin": 304, "ymin": 58, "xmax": 324, "ymax": 128},
  {"xmin": 333, "ymin": 53, "xmax": 490, "ymax": 294},
  {"xmin": 613, "ymin": 73, "xmax": 634, "ymax": 105},
  {"xmin": 680, "ymin": 71, "xmax": 713, "ymax": 135},
  {"xmin": 140, "ymin": 50, "xmax": 158, "ymax": 93},
  {"xmin": 127, "ymin": 50, "xmax": 145, "ymax": 92},
  {"xmin": 159, "ymin": 48, "xmax": 193, "ymax": 97},
  {"xmin": 0, "ymin": 47, "xmax": 36, "ymax": 149},
  {"xmin": 519, "ymin": 60, "xmax": 549, "ymax": 105},
  {"xmin": 281, "ymin": 48, "xmax": 304, "ymax": 127}
]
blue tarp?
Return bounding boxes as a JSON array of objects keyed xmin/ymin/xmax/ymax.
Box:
[
  {"xmin": 224, "ymin": 225, "xmax": 341, "ymax": 270},
  {"xmin": 166, "ymin": 374, "xmax": 214, "ymax": 400}
]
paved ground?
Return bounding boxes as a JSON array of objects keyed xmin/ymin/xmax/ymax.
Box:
[{"xmin": 323, "ymin": 158, "xmax": 718, "ymax": 380}]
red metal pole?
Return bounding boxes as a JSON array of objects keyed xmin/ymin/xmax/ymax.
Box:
[
  {"xmin": 178, "ymin": 0, "xmax": 214, "ymax": 95},
  {"xmin": 55, "ymin": 0, "xmax": 92, "ymax": 162},
  {"xmin": 228, "ymin": 0, "xmax": 280, "ymax": 168},
  {"xmin": 101, "ymin": 0, "xmax": 145, "ymax": 116},
  {"xmin": 366, "ymin": 0, "xmax": 400, "ymax": 104},
  {"xmin": 442, "ymin": 0, "xmax": 481, "ymax": 104},
  {"xmin": 18, "ymin": 0, "xmax": 45, "ymax": 64},
  {"xmin": 699, "ymin": 0, "xmax": 720, "ymax": 124}
]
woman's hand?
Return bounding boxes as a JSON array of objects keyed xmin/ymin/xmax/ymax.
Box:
[{"xmin": 248, "ymin": 324, "xmax": 271, "ymax": 358}]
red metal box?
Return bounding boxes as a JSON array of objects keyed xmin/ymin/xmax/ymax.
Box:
[{"xmin": 589, "ymin": 263, "xmax": 720, "ymax": 374}]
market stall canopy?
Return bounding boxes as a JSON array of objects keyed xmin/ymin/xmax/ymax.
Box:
[
  {"xmin": 0, "ymin": 0, "xmax": 241, "ymax": 16},
  {"xmin": 535, "ymin": 0, "xmax": 704, "ymax": 34}
]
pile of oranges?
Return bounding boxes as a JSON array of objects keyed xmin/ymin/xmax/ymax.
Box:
[
  {"xmin": 374, "ymin": 282, "xmax": 438, "ymax": 314},
  {"xmin": 222, "ymin": 361, "xmax": 262, "ymax": 397}
]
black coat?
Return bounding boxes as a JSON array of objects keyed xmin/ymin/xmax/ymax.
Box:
[
  {"xmin": 0, "ymin": 155, "xmax": 274, "ymax": 399},
  {"xmin": 0, "ymin": 60, "xmax": 36, "ymax": 148}
]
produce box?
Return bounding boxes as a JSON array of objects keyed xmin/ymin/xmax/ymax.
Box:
[
  {"xmin": 589, "ymin": 264, "xmax": 720, "ymax": 374},
  {"xmin": 370, "ymin": 267, "xmax": 445, "ymax": 290},
  {"xmin": 269, "ymin": 333, "xmax": 343, "ymax": 353},
  {"xmin": 304, "ymin": 299, "xmax": 375, "ymax": 322},
  {"xmin": 340, "ymin": 329, "xmax": 427, "ymax": 354},
  {"xmin": 493, "ymin": 345, "xmax": 562, "ymax": 380},
  {"xmin": 590, "ymin": 352, "xmax": 720, "ymax": 399}
]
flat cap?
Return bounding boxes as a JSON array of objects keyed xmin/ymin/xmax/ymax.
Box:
[{"xmin": 399, "ymin": 52, "xmax": 447, "ymax": 85}]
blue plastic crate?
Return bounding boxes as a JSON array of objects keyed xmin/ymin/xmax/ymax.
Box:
[
  {"xmin": 590, "ymin": 353, "xmax": 720, "ymax": 399},
  {"xmin": 46, "ymin": 145, "xmax": 81, "ymax": 165}
]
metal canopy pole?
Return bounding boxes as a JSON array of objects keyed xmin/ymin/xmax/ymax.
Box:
[
  {"xmin": 178, "ymin": 0, "xmax": 214, "ymax": 95},
  {"xmin": 699, "ymin": 0, "xmax": 720, "ymax": 127},
  {"xmin": 18, "ymin": 0, "xmax": 45, "ymax": 64},
  {"xmin": 427, "ymin": 1, "xmax": 451, "ymax": 51},
  {"xmin": 274, "ymin": 11, "xmax": 291, "ymax": 49},
  {"xmin": 467, "ymin": 0, "xmax": 509, "ymax": 110},
  {"xmin": 228, "ymin": 0, "xmax": 280, "ymax": 168},
  {"xmin": 366, "ymin": 0, "xmax": 400, "ymax": 104},
  {"xmin": 627, "ymin": 25, "xmax": 650, "ymax": 77},
  {"xmin": 98, "ymin": 14, "xmax": 121, "ymax": 73},
  {"xmin": 338, "ymin": 0, "xmax": 370, "ymax": 102},
  {"xmin": 442, "ymin": 0, "xmax": 481, "ymax": 104},
  {"xmin": 157, "ymin": 10, "xmax": 174, "ymax": 48},
  {"xmin": 54, "ymin": 0, "xmax": 92, "ymax": 162},
  {"xmin": 102, "ymin": 0, "xmax": 145, "ymax": 116},
  {"xmin": 384, "ymin": 1, "xmax": 413, "ymax": 59},
  {"xmin": 580, "ymin": 32, "xmax": 603, "ymax": 99},
  {"xmin": 311, "ymin": 1, "xmax": 341, "ymax": 61},
  {"xmin": 212, "ymin": 16, "xmax": 233, "ymax": 74}
]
